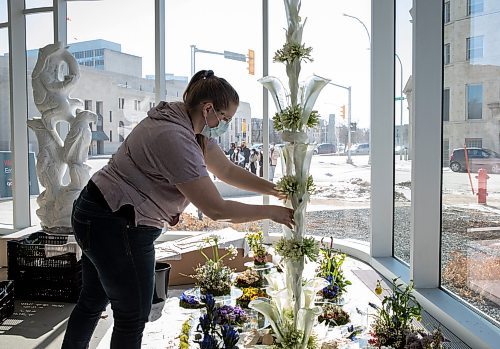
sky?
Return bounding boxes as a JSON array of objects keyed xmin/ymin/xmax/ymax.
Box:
[{"xmin": 0, "ymin": 0, "xmax": 413, "ymax": 129}]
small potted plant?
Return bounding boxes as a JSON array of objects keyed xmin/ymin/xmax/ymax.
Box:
[
  {"xmin": 189, "ymin": 235, "xmax": 237, "ymax": 297},
  {"xmin": 245, "ymin": 231, "xmax": 269, "ymax": 266},
  {"xmin": 195, "ymin": 294, "xmax": 240, "ymax": 349},
  {"xmin": 367, "ymin": 278, "xmax": 446, "ymax": 349},
  {"xmin": 317, "ymin": 237, "xmax": 352, "ymax": 303},
  {"xmin": 236, "ymin": 287, "xmax": 268, "ymax": 309},
  {"xmin": 317, "ymin": 303, "xmax": 350, "ymax": 327},
  {"xmin": 234, "ymin": 269, "xmax": 262, "ymax": 289}
]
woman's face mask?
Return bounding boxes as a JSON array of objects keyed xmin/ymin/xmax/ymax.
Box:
[{"xmin": 201, "ymin": 108, "xmax": 230, "ymax": 138}]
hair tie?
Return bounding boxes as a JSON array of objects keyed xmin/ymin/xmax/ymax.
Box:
[{"xmin": 203, "ymin": 70, "xmax": 214, "ymax": 79}]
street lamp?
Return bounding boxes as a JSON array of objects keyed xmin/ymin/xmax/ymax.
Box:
[
  {"xmin": 343, "ymin": 13, "xmax": 371, "ymax": 49},
  {"xmin": 328, "ymin": 81, "xmax": 353, "ymax": 164}
]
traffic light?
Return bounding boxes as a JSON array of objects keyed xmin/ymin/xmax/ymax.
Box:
[
  {"xmin": 248, "ymin": 49, "xmax": 255, "ymax": 75},
  {"xmin": 340, "ymin": 105, "xmax": 346, "ymax": 119}
]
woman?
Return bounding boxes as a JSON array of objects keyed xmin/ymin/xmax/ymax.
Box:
[
  {"xmin": 249, "ymin": 149, "xmax": 259, "ymax": 174},
  {"xmin": 62, "ymin": 70, "xmax": 294, "ymax": 349}
]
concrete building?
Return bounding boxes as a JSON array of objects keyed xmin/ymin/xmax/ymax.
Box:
[
  {"xmin": 1, "ymin": 39, "xmax": 251, "ymax": 155},
  {"xmin": 406, "ymin": 1, "xmax": 500, "ymax": 160}
]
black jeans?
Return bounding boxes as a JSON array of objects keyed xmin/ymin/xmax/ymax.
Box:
[{"xmin": 62, "ymin": 182, "xmax": 161, "ymax": 349}]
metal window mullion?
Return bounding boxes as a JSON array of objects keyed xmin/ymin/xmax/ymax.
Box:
[
  {"xmin": 262, "ymin": 0, "xmax": 270, "ymax": 238},
  {"xmin": 370, "ymin": 0, "xmax": 394, "ymax": 257},
  {"xmin": 53, "ymin": 0, "xmax": 67, "ymax": 45},
  {"xmin": 155, "ymin": 0, "xmax": 165, "ymax": 104},
  {"xmin": 410, "ymin": 0, "xmax": 442, "ymax": 288},
  {"xmin": 8, "ymin": 0, "xmax": 31, "ymax": 228}
]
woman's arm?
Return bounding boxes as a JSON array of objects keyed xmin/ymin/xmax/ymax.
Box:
[
  {"xmin": 175, "ymin": 176, "xmax": 294, "ymax": 228},
  {"xmin": 205, "ymin": 141, "xmax": 283, "ymax": 198}
]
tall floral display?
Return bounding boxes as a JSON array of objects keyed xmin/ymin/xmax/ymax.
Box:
[{"xmin": 249, "ymin": 1, "xmax": 330, "ymax": 348}]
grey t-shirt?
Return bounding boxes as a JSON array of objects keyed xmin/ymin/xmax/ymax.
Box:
[{"xmin": 91, "ymin": 101, "xmax": 209, "ymax": 228}]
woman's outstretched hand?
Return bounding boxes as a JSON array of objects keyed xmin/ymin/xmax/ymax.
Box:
[
  {"xmin": 270, "ymin": 186, "xmax": 288, "ymax": 201},
  {"xmin": 268, "ymin": 205, "xmax": 295, "ymax": 229}
]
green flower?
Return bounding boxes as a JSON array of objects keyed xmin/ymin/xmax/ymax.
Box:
[
  {"xmin": 273, "ymin": 105, "xmax": 320, "ymax": 132},
  {"xmin": 276, "ymin": 175, "xmax": 316, "ymax": 197},
  {"xmin": 275, "ymin": 236, "xmax": 320, "ymax": 262},
  {"xmin": 273, "ymin": 42, "xmax": 313, "ymax": 65}
]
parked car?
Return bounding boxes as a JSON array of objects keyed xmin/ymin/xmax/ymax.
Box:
[
  {"xmin": 351, "ymin": 143, "xmax": 370, "ymax": 155},
  {"xmin": 449, "ymin": 147, "xmax": 500, "ymax": 173},
  {"xmin": 314, "ymin": 143, "xmax": 336, "ymax": 155}
]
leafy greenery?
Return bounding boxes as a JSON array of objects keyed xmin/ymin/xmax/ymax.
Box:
[
  {"xmin": 273, "ymin": 105, "xmax": 320, "ymax": 132},
  {"xmin": 273, "ymin": 42, "xmax": 313, "ymax": 64},
  {"xmin": 275, "ymin": 236, "xmax": 320, "ymax": 262},
  {"xmin": 368, "ymin": 278, "xmax": 423, "ymax": 349}
]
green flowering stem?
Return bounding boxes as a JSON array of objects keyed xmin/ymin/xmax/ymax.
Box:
[{"xmin": 275, "ymin": 236, "xmax": 320, "ymax": 262}]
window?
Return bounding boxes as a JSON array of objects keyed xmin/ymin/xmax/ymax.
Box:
[
  {"xmin": 134, "ymin": 100, "xmax": 141, "ymax": 111},
  {"xmin": 444, "ymin": 43, "xmax": 450, "ymax": 65},
  {"xmin": 118, "ymin": 98, "xmax": 125, "ymax": 109},
  {"xmin": 444, "ymin": 2, "xmax": 450, "ymax": 23},
  {"xmin": 443, "ymin": 89, "xmax": 450, "ymax": 121},
  {"xmin": 468, "ymin": 0, "xmax": 484, "ymax": 15},
  {"xmin": 467, "ymin": 84, "xmax": 483, "ymax": 119},
  {"xmin": 109, "ymin": 111, "xmax": 112, "ymax": 123},
  {"xmin": 465, "ymin": 138, "xmax": 482, "ymax": 148},
  {"xmin": 466, "ymin": 36, "xmax": 483, "ymax": 60},
  {"xmin": 84, "ymin": 100, "xmax": 93, "ymax": 111},
  {"xmin": 109, "ymin": 130, "xmax": 112, "ymax": 142},
  {"xmin": 96, "ymin": 101, "xmax": 103, "ymax": 117}
]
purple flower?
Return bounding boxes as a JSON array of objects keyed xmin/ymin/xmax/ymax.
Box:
[
  {"xmin": 221, "ymin": 324, "xmax": 239, "ymax": 348},
  {"xmin": 322, "ymin": 284, "xmax": 339, "ymax": 299},
  {"xmin": 199, "ymin": 333, "xmax": 219, "ymax": 349},
  {"xmin": 197, "ymin": 314, "xmax": 212, "ymax": 334},
  {"xmin": 214, "ymin": 305, "xmax": 247, "ymax": 326}
]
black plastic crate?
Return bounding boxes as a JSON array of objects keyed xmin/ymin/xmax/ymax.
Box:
[
  {"xmin": 0, "ymin": 280, "xmax": 14, "ymax": 324},
  {"xmin": 8, "ymin": 231, "xmax": 82, "ymax": 302}
]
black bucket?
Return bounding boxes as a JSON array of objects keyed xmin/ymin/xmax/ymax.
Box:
[{"xmin": 153, "ymin": 262, "xmax": 171, "ymax": 303}]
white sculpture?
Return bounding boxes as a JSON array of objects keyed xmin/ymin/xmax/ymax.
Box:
[{"xmin": 28, "ymin": 42, "xmax": 96, "ymax": 233}]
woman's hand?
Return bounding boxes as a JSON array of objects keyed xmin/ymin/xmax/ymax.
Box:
[
  {"xmin": 270, "ymin": 186, "xmax": 288, "ymax": 201},
  {"xmin": 268, "ymin": 205, "xmax": 295, "ymax": 229}
]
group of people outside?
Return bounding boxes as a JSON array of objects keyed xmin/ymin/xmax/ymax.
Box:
[{"xmin": 225, "ymin": 142, "xmax": 280, "ymax": 181}]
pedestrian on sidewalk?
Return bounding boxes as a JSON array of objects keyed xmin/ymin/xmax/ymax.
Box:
[
  {"xmin": 62, "ymin": 69, "xmax": 293, "ymax": 349},
  {"xmin": 269, "ymin": 144, "xmax": 280, "ymax": 182}
]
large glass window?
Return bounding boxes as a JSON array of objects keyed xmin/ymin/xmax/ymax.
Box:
[
  {"xmin": 26, "ymin": 12, "xmax": 53, "ymax": 227},
  {"xmin": 442, "ymin": 0, "xmax": 500, "ymax": 324},
  {"xmin": 393, "ymin": 0, "xmax": 413, "ymax": 264},
  {"xmin": 0, "ymin": 0, "xmax": 7, "ymax": 23},
  {"xmin": 0, "ymin": 27, "xmax": 12, "ymax": 228},
  {"xmin": 25, "ymin": 0, "xmax": 53, "ymax": 9},
  {"xmin": 67, "ymin": 0, "xmax": 155, "ymax": 160},
  {"xmin": 467, "ymin": 83, "xmax": 483, "ymax": 119}
]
